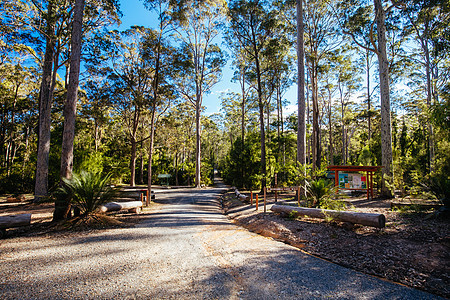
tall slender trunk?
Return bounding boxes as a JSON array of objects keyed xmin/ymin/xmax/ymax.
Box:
[
  {"xmin": 297, "ymin": 0, "xmax": 306, "ymax": 198},
  {"xmin": 60, "ymin": 0, "xmax": 85, "ymax": 180},
  {"xmin": 327, "ymin": 88, "xmax": 333, "ymax": 165},
  {"xmin": 250, "ymin": 19, "xmax": 266, "ymax": 189},
  {"xmin": 34, "ymin": 2, "xmax": 56, "ymax": 202},
  {"xmin": 175, "ymin": 152, "xmax": 179, "ymax": 186},
  {"xmin": 148, "ymin": 29, "xmax": 162, "ymax": 202},
  {"xmin": 366, "ymin": 49, "xmax": 372, "ymax": 143},
  {"xmin": 306, "ymin": 67, "xmax": 311, "ymax": 165},
  {"xmin": 340, "ymin": 81, "xmax": 346, "ymax": 164},
  {"xmin": 424, "ymin": 31, "xmax": 434, "ymax": 173},
  {"xmin": 130, "ymin": 138, "xmax": 137, "ymax": 186},
  {"xmin": 374, "ymin": 0, "xmax": 393, "ymax": 197},
  {"xmin": 54, "ymin": 0, "xmax": 85, "ymax": 220},
  {"xmin": 195, "ymin": 94, "xmax": 202, "ymax": 187},
  {"xmin": 311, "ymin": 59, "xmax": 320, "ymax": 170},
  {"xmin": 147, "ymin": 105, "xmax": 156, "ymax": 205},
  {"xmin": 240, "ymin": 69, "xmax": 246, "ymax": 182},
  {"xmin": 138, "ymin": 152, "xmax": 144, "ymax": 185}
]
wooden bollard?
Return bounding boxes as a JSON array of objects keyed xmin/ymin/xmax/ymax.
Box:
[
  {"xmin": 250, "ymin": 191, "xmax": 253, "ymax": 206},
  {"xmin": 264, "ymin": 187, "xmax": 267, "ymax": 213},
  {"xmin": 256, "ymin": 194, "xmax": 259, "ymax": 211},
  {"xmin": 275, "ymin": 174, "xmax": 278, "ymax": 203},
  {"xmin": 297, "ymin": 186, "xmax": 301, "ymax": 206}
]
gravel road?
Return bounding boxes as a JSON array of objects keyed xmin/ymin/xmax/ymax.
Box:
[{"xmin": 0, "ymin": 184, "xmax": 443, "ymax": 299}]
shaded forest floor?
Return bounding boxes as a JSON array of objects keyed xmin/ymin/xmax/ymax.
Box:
[{"xmin": 221, "ymin": 190, "xmax": 450, "ymax": 299}]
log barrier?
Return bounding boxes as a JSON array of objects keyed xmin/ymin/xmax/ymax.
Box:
[{"xmin": 270, "ymin": 204, "xmax": 385, "ymax": 228}]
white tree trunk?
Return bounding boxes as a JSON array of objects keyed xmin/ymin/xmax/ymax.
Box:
[{"xmin": 374, "ymin": 0, "xmax": 393, "ymax": 197}]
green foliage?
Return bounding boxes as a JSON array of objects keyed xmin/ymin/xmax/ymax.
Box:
[
  {"xmin": 222, "ymin": 133, "xmax": 262, "ymax": 189},
  {"xmin": 422, "ymin": 173, "xmax": 450, "ymax": 208},
  {"xmin": 357, "ymin": 144, "xmax": 374, "ymax": 166},
  {"xmin": 201, "ymin": 160, "xmax": 214, "ymax": 186},
  {"xmin": 57, "ymin": 170, "xmax": 115, "ymax": 216},
  {"xmin": 305, "ymin": 178, "xmax": 336, "ymax": 208}
]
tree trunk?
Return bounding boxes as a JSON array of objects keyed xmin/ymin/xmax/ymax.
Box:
[
  {"xmin": 34, "ymin": 2, "xmax": 56, "ymax": 203},
  {"xmin": 424, "ymin": 30, "xmax": 435, "ymax": 173},
  {"xmin": 251, "ymin": 22, "xmax": 266, "ymax": 189},
  {"xmin": 366, "ymin": 49, "xmax": 372, "ymax": 143},
  {"xmin": 195, "ymin": 93, "xmax": 202, "ymax": 188},
  {"xmin": 55, "ymin": 0, "xmax": 85, "ymax": 221},
  {"xmin": 147, "ymin": 108, "xmax": 156, "ymax": 206},
  {"xmin": 374, "ymin": 0, "xmax": 393, "ymax": 198},
  {"xmin": 147, "ymin": 29, "xmax": 162, "ymax": 203},
  {"xmin": 328, "ymin": 89, "xmax": 333, "ymax": 165},
  {"xmin": 312, "ymin": 60, "xmax": 320, "ymax": 170},
  {"xmin": 240, "ymin": 69, "xmax": 246, "ymax": 182},
  {"xmin": 60, "ymin": 0, "xmax": 85, "ymax": 180},
  {"xmin": 296, "ymin": 0, "xmax": 306, "ymax": 168},
  {"xmin": 175, "ymin": 152, "xmax": 179, "ymax": 186},
  {"xmin": 129, "ymin": 138, "xmax": 137, "ymax": 187},
  {"xmin": 138, "ymin": 152, "xmax": 144, "ymax": 185}
]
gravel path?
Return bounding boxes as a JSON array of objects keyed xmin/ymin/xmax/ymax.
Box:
[{"xmin": 0, "ymin": 184, "xmax": 443, "ymax": 299}]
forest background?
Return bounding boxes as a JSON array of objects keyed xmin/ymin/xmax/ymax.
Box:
[{"xmin": 0, "ymin": 0, "xmax": 449, "ymax": 214}]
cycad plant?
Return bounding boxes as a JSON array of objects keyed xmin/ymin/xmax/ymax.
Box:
[
  {"xmin": 305, "ymin": 178, "xmax": 344, "ymax": 210},
  {"xmin": 58, "ymin": 170, "xmax": 116, "ymax": 217}
]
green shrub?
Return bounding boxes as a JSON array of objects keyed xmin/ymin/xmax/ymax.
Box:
[
  {"xmin": 305, "ymin": 178, "xmax": 345, "ymax": 210},
  {"xmin": 57, "ymin": 170, "xmax": 116, "ymax": 216}
]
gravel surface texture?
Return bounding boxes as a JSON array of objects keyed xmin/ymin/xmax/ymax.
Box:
[{"xmin": 0, "ymin": 183, "xmax": 444, "ymax": 299}]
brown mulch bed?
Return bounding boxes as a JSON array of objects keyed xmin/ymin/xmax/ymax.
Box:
[
  {"xmin": 221, "ymin": 190, "xmax": 450, "ymax": 299},
  {"xmin": 0, "ymin": 196, "xmax": 158, "ymax": 238}
]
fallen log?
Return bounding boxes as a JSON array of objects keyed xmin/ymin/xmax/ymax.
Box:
[
  {"xmin": 271, "ymin": 205, "xmax": 385, "ymax": 228},
  {"xmin": 99, "ymin": 201, "xmax": 142, "ymax": 214},
  {"xmin": 0, "ymin": 213, "xmax": 32, "ymax": 229},
  {"xmin": 233, "ymin": 188, "xmax": 249, "ymax": 201}
]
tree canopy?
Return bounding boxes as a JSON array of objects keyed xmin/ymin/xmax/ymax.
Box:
[{"xmin": 0, "ymin": 0, "xmax": 448, "ymax": 207}]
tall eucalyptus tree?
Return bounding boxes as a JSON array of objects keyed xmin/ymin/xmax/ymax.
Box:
[
  {"xmin": 341, "ymin": 0, "xmax": 396, "ymax": 197},
  {"xmin": 228, "ymin": 0, "xmax": 279, "ymax": 189},
  {"xmin": 173, "ymin": 0, "xmax": 226, "ymax": 188}
]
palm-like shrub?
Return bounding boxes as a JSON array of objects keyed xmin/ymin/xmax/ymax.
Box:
[
  {"xmin": 59, "ymin": 170, "xmax": 115, "ymax": 216},
  {"xmin": 305, "ymin": 178, "xmax": 345, "ymax": 210}
]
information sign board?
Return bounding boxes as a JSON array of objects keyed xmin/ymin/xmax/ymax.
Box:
[{"xmin": 339, "ymin": 173, "xmax": 367, "ymax": 189}]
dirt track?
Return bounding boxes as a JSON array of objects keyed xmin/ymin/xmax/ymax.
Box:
[{"xmin": 0, "ymin": 186, "xmax": 443, "ymax": 299}]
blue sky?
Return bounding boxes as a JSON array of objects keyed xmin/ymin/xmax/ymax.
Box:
[{"xmin": 117, "ymin": 0, "xmax": 240, "ymax": 115}]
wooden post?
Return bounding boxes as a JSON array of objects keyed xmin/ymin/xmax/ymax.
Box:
[
  {"xmin": 367, "ymin": 171, "xmax": 370, "ymax": 200},
  {"xmin": 275, "ymin": 173, "xmax": 278, "ymax": 203},
  {"xmin": 256, "ymin": 194, "xmax": 259, "ymax": 211},
  {"xmin": 370, "ymin": 171, "xmax": 374, "ymax": 199},
  {"xmin": 250, "ymin": 191, "xmax": 253, "ymax": 206},
  {"xmin": 297, "ymin": 186, "xmax": 301, "ymax": 206},
  {"xmin": 334, "ymin": 170, "xmax": 339, "ymax": 197},
  {"xmin": 264, "ymin": 187, "xmax": 267, "ymax": 213},
  {"xmin": 140, "ymin": 192, "xmax": 143, "ymax": 203}
]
